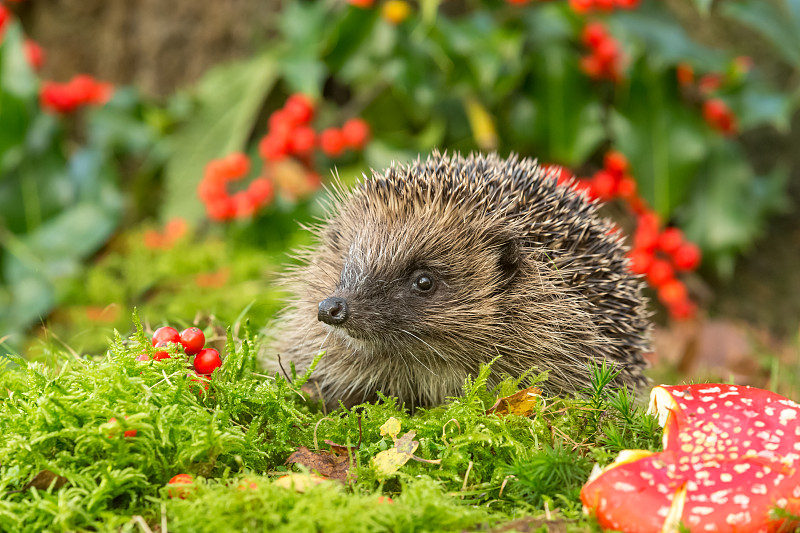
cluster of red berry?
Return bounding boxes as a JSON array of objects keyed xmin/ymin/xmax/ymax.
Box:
[
  {"xmin": 569, "ymin": 0, "xmax": 639, "ymax": 12},
  {"xmin": 677, "ymin": 62, "xmax": 741, "ymax": 136},
  {"xmin": 40, "ymin": 74, "xmax": 113, "ymax": 114},
  {"xmin": 143, "ymin": 217, "xmax": 188, "ymax": 250},
  {"xmin": 198, "ymin": 94, "xmax": 371, "ymax": 222},
  {"xmin": 579, "ymin": 22, "xmax": 624, "ymax": 83},
  {"xmin": 197, "ymin": 153, "xmax": 274, "ymax": 221},
  {"xmin": 546, "ymin": 151, "xmax": 702, "ymax": 320},
  {"xmin": 137, "ymin": 326, "xmax": 222, "ymax": 386},
  {"xmin": 260, "ymin": 94, "xmax": 370, "ymax": 161},
  {"xmin": 628, "ymin": 214, "xmax": 701, "ymax": 319}
]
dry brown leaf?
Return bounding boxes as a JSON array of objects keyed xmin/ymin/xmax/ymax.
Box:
[
  {"xmin": 285, "ymin": 446, "xmax": 356, "ymax": 483},
  {"xmin": 23, "ymin": 470, "xmax": 68, "ymax": 491},
  {"xmin": 486, "ymin": 387, "xmax": 542, "ymax": 417}
]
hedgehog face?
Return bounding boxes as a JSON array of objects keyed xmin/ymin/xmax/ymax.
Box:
[{"xmin": 315, "ymin": 205, "xmax": 521, "ymax": 360}]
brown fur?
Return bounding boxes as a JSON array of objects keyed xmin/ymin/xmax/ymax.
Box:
[{"xmin": 264, "ymin": 152, "xmax": 650, "ymax": 409}]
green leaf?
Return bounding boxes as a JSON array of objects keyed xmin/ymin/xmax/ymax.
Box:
[
  {"xmin": 162, "ymin": 52, "xmax": 279, "ymax": 222},
  {"xmin": 610, "ymin": 62, "xmax": 709, "ymax": 216},
  {"xmin": 722, "ymin": 0, "xmax": 800, "ymax": 68},
  {"xmin": 735, "ymin": 85, "xmax": 793, "ymax": 133},
  {"xmin": 525, "ymin": 46, "xmax": 604, "ymax": 165},
  {"xmin": 680, "ymin": 143, "xmax": 789, "ymax": 278},
  {"xmin": 0, "ymin": 23, "xmax": 37, "ymax": 98}
]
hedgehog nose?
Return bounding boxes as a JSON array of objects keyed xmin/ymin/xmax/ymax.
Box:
[{"xmin": 318, "ymin": 297, "xmax": 349, "ymax": 325}]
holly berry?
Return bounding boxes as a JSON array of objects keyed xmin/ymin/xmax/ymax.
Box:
[
  {"xmin": 194, "ymin": 348, "xmax": 222, "ymax": 375},
  {"xmin": 284, "ymin": 94, "xmax": 315, "ymax": 125},
  {"xmin": 167, "ymin": 474, "xmax": 195, "ymax": 499},
  {"xmin": 673, "ymin": 242, "xmax": 701, "ymax": 271},
  {"xmin": 320, "ymin": 128, "xmax": 346, "ymax": 157},
  {"xmin": 180, "ymin": 327, "xmax": 205, "ymax": 356},
  {"xmin": 152, "ymin": 326, "xmax": 180, "ymax": 346},
  {"xmin": 341, "ymin": 118, "xmax": 371, "ymax": 150},
  {"xmin": 153, "ymin": 341, "xmax": 172, "ymax": 361},
  {"xmin": 657, "ymin": 227, "xmax": 684, "ymax": 255},
  {"xmin": 289, "ymin": 126, "xmax": 317, "ymax": 156},
  {"xmin": 647, "ymin": 259, "xmax": 673, "ymax": 287}
]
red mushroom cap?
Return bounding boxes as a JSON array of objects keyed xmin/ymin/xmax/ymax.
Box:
[{"xmin": 581, "ymin": 384, "xmax": 800, "ymax": 532}]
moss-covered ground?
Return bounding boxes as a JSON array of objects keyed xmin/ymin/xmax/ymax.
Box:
[{"xmin": 1, "ymin": 303, "xmax": 664, "ymax": 532}]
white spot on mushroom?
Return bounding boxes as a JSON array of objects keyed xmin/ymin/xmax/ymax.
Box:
[
  {"xmin": 779, "ymin": 408, "xmax": 797, "ymax": 425},
  {"xmin": 688, "ymin": 515, "xmax": 701, "ymax": 525},
  {"xmin": 764, "ymin": 407, "xmax": 775, "ymax": 416},
  {"xmin": 733, "ymin": 494, "xmax": 750, "ymax": 507},
  {"xmin": 709, "ymin": 489, "xmax": 730, "ymax": 504},
  {"xmin": 700, "ymin": 396, "xmax": 715, "ymax": 402},
  {"xmin": 696, "ymin": 471, "xmax": 710, "ymax": 480},
  {"xmin": 733, "ymin": 464, "xmax": 750, "ymax": 474},
  {"xmin": 741, "ymin": 398, "xmax": 753, "ymax": 406},
  {"xmin": 743, "ymin": 410, "xmax": 758, "ymax": 418},
  {"xmin": 777, "ymin": 498, "xmax": 788, "ymax": 508},
  {"xmin": 752, "ymin": 484, "xmax": 767, "ymax": 495},
  {"xmin": 693, "ymin": 506, "xmax": 714, "ymax": 516},
  {"xmin": 753, "ymin": 420, "xmax": 766, "ymax": 428},
  {"xmin": 764, "ymin": 442, "xmax": 780, "ymax": 451},
  {"xmin": 724, "ymin": 401, "xmax": 734, "ymax": 407},
  {"xmin": 657, "ymin": 506, "xmax": 669, "ymax": 518},
  {"xmin": 687, "ymin": 481, "xmax": 698, "ymax": 491},
  {"xmin": 725, "ymin": 512, "xmax": 751, "ymax": 525},
  {"xmin": 600, "ymin": 498, "xmax": 607, "ymax": 511},
  {"xmin": 699, "ymin": 386, "xmax": 721, "ymax": 394},
  {"xmin": 718, "ymin": 391, "xmax": 739, "ymax": 398},
  {"xmin": 696, "ymin": 406, "xmax": 705, "ymax": 415},
  {"xmin": 793, "ymin": 486, "xmax": 800, "ymax": 498},
  {"xmin": 720, "ymin": 473, "xmax": 733, "ymax": 483},
  {"xmin": 613, "ymin": 482, "xmax": 636, "ymax": 492}
]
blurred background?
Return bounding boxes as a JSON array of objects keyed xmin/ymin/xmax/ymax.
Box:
[{"xmin": 1, "ymin": 0, "xmax": 799, "ymax": 397}]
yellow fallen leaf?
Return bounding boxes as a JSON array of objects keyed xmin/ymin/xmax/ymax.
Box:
[
  {"xmin": 486, "ymin": 387, "xmax": 542, "ymax": 417},
  {"xmin": 380, "ymin": 417, "xmax": 402, "ymax": 440},
  {"xmin": 274, "ymin": 473, "xmax": 327, "ymax": 492},
  {"xmin": 372, "ymin": 430, "xmax": 418, "ymax": 479}
]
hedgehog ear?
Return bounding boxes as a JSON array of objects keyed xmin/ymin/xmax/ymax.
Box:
[{"xmin": 498, "ymin": 238, "xmax": 521, "ymax": 286}]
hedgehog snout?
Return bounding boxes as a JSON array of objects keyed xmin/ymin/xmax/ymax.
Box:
[{"xmin": 318, "ymin": 296, "xmax": 349, "ymax": 325}]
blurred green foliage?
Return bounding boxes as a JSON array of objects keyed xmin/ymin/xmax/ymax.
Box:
[{"xmin": 1, "ymin": 0, "xmax": 798, "ymax": 350}]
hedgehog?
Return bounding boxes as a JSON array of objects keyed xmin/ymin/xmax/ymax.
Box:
[{"xmin": 266, "ymin": 152, "xmax": 651, "ymax": 410}]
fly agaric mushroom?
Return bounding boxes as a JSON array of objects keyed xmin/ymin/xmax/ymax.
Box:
[{"xmin": 581, "ymin": 384, "xmax": 800, "ymax": 532}]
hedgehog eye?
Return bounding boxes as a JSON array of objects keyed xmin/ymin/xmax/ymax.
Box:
[{"xmin": 412, "ymin": 273, "xmax": 435, "ymax": 294}]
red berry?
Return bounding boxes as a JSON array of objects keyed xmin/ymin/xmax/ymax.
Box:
[
  {"xmin": 616, "ymin": 177, "xmax": 637, "ymax": 201},
  {"xmin": 615, "ymin": 0, "xmax": 639, "ymax": 8},
  {"xmin": 590, "ymin": 170, "xmax": 618, "ymax": 202},
  {"xmin": 582, "ymin": 23, "xmax": 607, "ymax": 48},
  {"xmin": 349, "ymin": 0, "xmax": 375, "ymax": 7},
  {"xmin": 194, "ymin": 348, "xmax": 222, "ymax": 375},
  {"xmin": 627, "ymin": 249, "xmax": 654, "ymax": 275},
  {"xmin": 108, "ymin": 417, "xmax": 137, "ymax": 438},
  {"xmin": 190, "ymin": 372, "xmax": 211, "ymax": 393},
  {"xmin": 167, "ymin": 474, "xmax": 195, "ymax": 499},
  {"xmin": 673, "ymin": 242, "xmax": 701, "ymax": 271},
  {"xmin": 669, "ymin": 299, "xmax": 697, "ymax": 320},
  {"xmin": 604, "ymin": 151, "xmax": 629, "ymax": 175},
  {"xmin": 595, "ymin": 39, "xmax": 619, "ymax": 66},
  {"xmin": 152, "ymin": 326, "xmax": 180, "ymax": 346},
  {"xmin": 320, "ymin": 128, "xmax": 345, "ymax": 157},
  {"xmin": 289, "ymin": 126, "xmax": 317, "ymax": 156},
  {"xmin": 698, "ymin": 74, "xmax": 723, "ymax": 95},
  {"xmin": 180, "ymin": 327, "xmax": 205, "ymax": 356},
  {"xmin": 24, "ymin": 39, "xmax": 45, "ymax": 70},
  {"xmin": 658, "ymin": 278, "xmax": 688, "ymax": 305},
  {"xmin": 153, "ymin": 341, "xmax": 172, "ymax": 361},
  {"xmin": 647, "ymin": 259, "xmax": 673, "ymax": 287},
  {"xmin": 569, "ymin": 0, "xmax": 594, "ymax": 13},
  {"xmin": 579, "ymin": 56, "xmax": 604, "ymax": 79},
  {"xmin": 284, "ymin": 94, "xmax": 315, "ymax": 125},
  {"xmin": 247, "ymin": 177, "xmax": 274, "ymax": 206},
  {"xmin": 258, "ymin": 134, "xmax": 289, "ymax": 162},
  {"xmin": 595, "ymin": 0, "xmax": 614, "ymax": 11},
  {"xmin": 676, "ymin": 63, "xmax": 694, "ymax": 87},
  {"xmin": 657, "ymin": 227, "xmax": 684, "ymax": 255},
  {"xmin": 703, "ymin": 98, "xmax": 737, "ymax": 135},
  {"xmin": 341, "ymin": 118, "xmax": 371, "ymax": 150}
]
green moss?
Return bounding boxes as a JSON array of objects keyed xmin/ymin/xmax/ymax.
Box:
[{"xmin": 0, "ymin": 313, "xmax": 663, "ymax": 531}]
